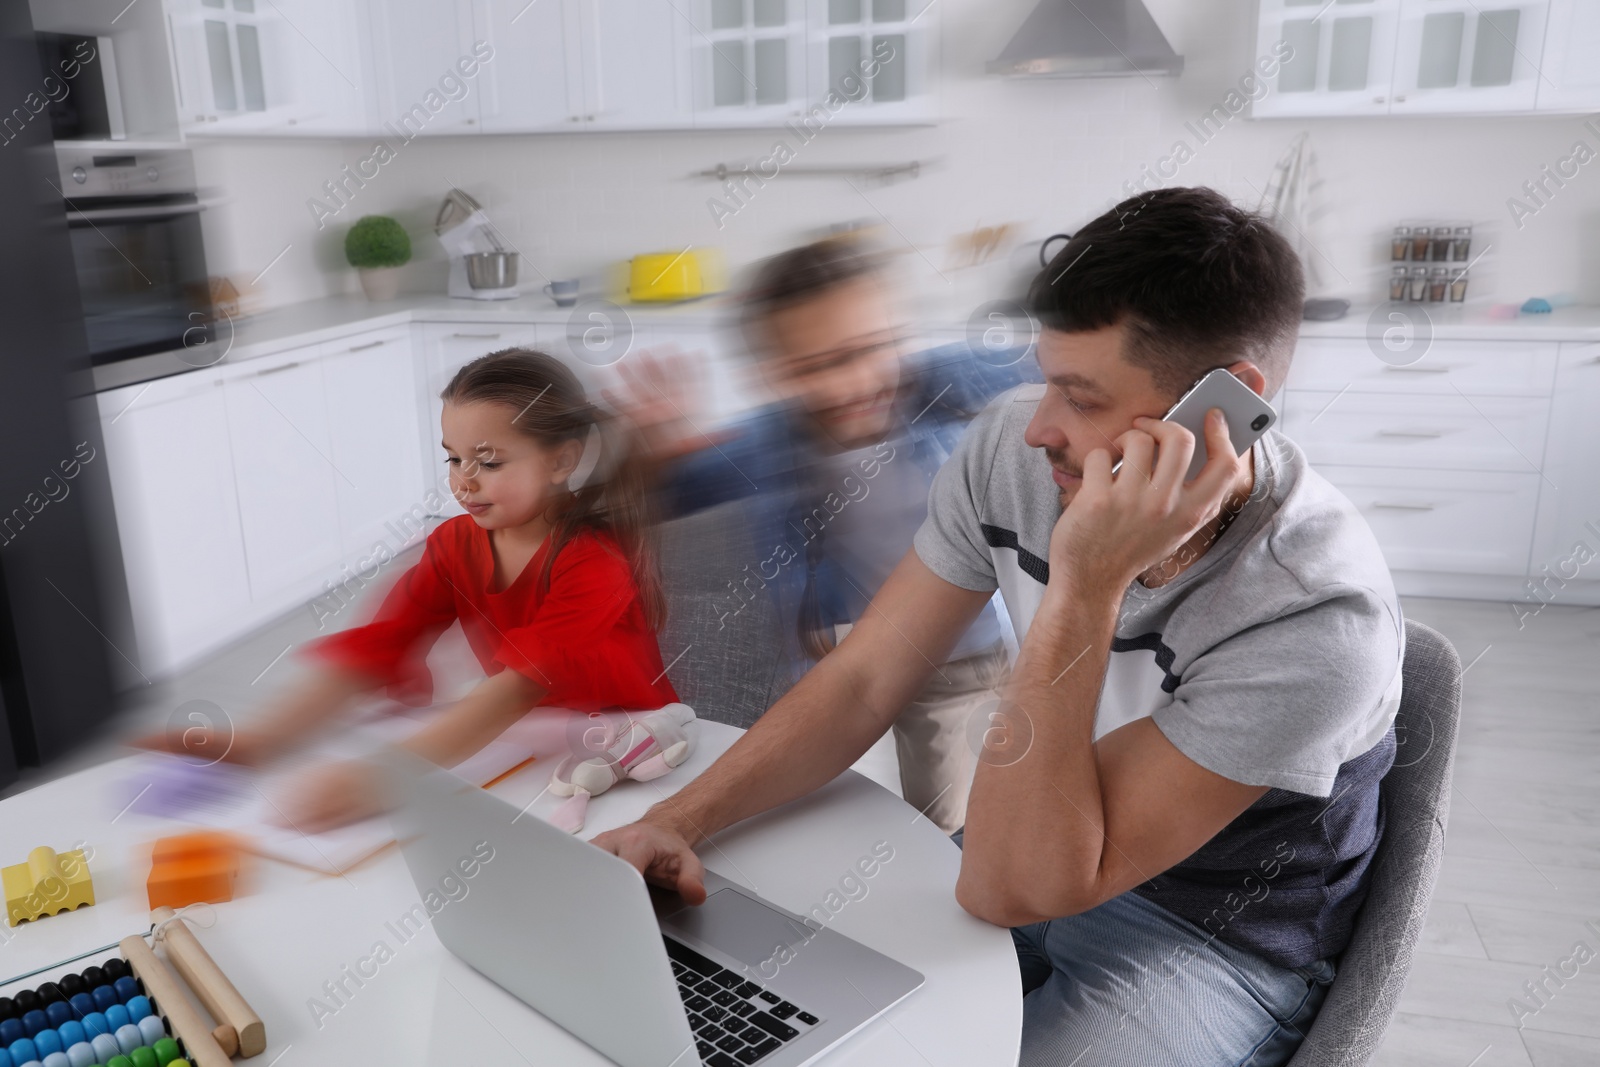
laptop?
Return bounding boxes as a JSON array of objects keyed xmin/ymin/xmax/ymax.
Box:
[{"xmin": 384, "ymin": 750, "xmax": 924, "ymax": 1067}]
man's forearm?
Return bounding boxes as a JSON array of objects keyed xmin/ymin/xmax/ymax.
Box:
[
  {"xmin": 958, "ymin": 583, "xmax": 1121, "ymax": 924},
  {"xmin": 642, "ymin": 653, "xmax": 901, "ymax": 847}
]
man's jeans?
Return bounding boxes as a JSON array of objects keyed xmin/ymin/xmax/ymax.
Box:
[{"xmin": 953, "ymin": 833, "xmax": 1335, "ymax": 1066}]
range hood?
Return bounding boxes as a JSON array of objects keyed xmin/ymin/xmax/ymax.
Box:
[{"xmin": 988, "ymin": 0, "xmax": 1184, "ymax": 78}]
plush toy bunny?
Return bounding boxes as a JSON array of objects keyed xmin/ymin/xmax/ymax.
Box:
[{"xmin": 547, "ymin": 703, "xmax": 697, "ymax": 833}]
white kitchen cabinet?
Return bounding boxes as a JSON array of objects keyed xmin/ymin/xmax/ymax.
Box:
[
  {"xmin": 1530, "ymin": 341, "xmax": 1600, "ymax": 586},
  {"xmin": 320, "ymin": 326, "xmax": 431, "ymax": 567},
  {"xmin": 1535, "ymin": 0, "xmax": 1600, "ymax": 111},
  {"xmin": 97, "ymin": 367, "xmax": 251, "ymax": 676},
  {"xmin": 580, "ymin": 0, "xmax": 695, "ymax": 130},
  {"xmin": 1389, "ymin": 0, "xmax": 1548, "ymax": 114},
  {"xmin": 166, "ymin": 0, "xmax": 374, "ymax": 134},
  {"xmin": 367, "ymin": 0, "xmax": 484, "ymax": 135},
  {"xmin": 689, "ymin": 0, "xmax": 934, "ymax": 127},
  {"xmin": 221, "ymin": 349, "xmax": 343, "ymax": 612},
  {"xmin": 476, "ymin": 0, "xmax": 584, "ymax": 132},
  {"xmin": 1252, "ymin": 0, "xmax": 1402, "ymax": 117}
]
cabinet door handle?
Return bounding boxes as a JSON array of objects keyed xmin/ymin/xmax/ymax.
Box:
[
  {"xmin": 347, "ymin": 339, "xmax": 387, "ymax": 351},
  {"xmin": 1372, "ymin": 501, "xmax": 1437, "ymax": 511},
  {"xmin": 1588, "ymin": 354, "xmax": 1600, "ymax": 364},
  {"xmin": 1377, "ymin": 429, "xmax": 1443, "ymax": 438},
  {"xmin": 451, "ymin": 332, "xmax": 502, "ymax": 339},
  {"xmin": 1383, "ymin": 364, "xmax": 1449, "ymax": 374},
  {"xmin": 256, "ymin": 361, "xmax": 301, "ymax": 376}
]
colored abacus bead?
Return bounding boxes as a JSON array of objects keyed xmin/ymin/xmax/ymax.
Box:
[
  {"xmin": 102, "ymin": 1008, "xmax": 128, "ymax": 1034},
  {"xmin": 89, "ymin": 989, "xmax": 115, "ymax": 1014},
  {"xmin": 55, "ymin": 978, "xmax": 84, "ymax": 1002},
  {"xmin": 101, "ymin": 960, "xmax": 130, "ymax": 984},
  {"xmin": 127, "ymin": 1048, "xmax": 157, "ymax": 1067},
  {"xmin": 80, "ymin": 1015, "xmax": 107, "ymax": 1040},
  {"xmin": 44, "ymin": 1005, "xmax": 70, "ymax": 1030},
  {"xmin": 20, "ymin": 1012, "xmax": 47, "ymax": 1038},
  {"xmin": 12, "ymin": 994, "xmax": 38, "ymax": 1016},
  {"xmin": 64, "ymin": 1043, "xmax": 94, "ymax": 1067},
  {"xmin": 0, "ymin": 1020, "xmax": 22, "ymax": 1046},
  {"xmin": 33, "ymin": 989, "xmax": 61, "ymax": 1011},
  {"xmin": 166, "ymin": 1060, "xmax": 190, "ymax": 1067},
  {"xmin": 149, "ymin": 1039, "xmax": 178, "ymax": 1067},
  {"xmin": 89, "ymin": 1032, "xmax": 119, "ymax": 1063},
  {"xmin": 110, "ymin": 980, "xmax": 137, "ymax": 1007},
  {"xmin": 113, "ymin": 1024, "xmax": 142, "ymax": 1055},
  {"xmin": 107, "ymin": 1056, "xmax": 133, "ymax": 1067},
  {"xmin": 5, "ymin": 1038, "xmax": 36, "ymax": 1065},
  {"xmin": 30, "ymin": 1032, "xmax": 60, "ymax": 1058},
  {"xmin": 65, "ymin": 998, "xmax": 91, "ymax": 1024},
  {"xmin": 54, "ymin": 1026, "xmax": 82, "ymax": 1052},
  {"xmin": 42, "ymin": 1052, "xmax": 69, "ymax": 1067},
  {"xmin": 0, "ymin": 998, "xmax": 15, "ymax": 1023},
  {"xmin": 134, "ymin": 1019, "xmax": 162, "ymax": 1047},
  {"xmin": 77, "ymin": 970, "xmax": 104, "ymax": 993},
  {"xmin": 121, "ymin": 999, "xmax": 148, "ymax": 1028},
  {"xmin": 0, "ymin": 1046, "xmax": 10, "ymax": 1067}
]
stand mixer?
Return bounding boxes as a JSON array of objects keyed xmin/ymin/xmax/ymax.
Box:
[{"xmin": 435, "ymin": 189, "xmax": 520, "ymax": 300}]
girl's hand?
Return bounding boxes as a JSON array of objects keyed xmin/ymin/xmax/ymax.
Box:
[
  {"xmin": 126, "ymin": 724, "xmax": 279, "ymax": 767},
  {"xmin": 276, "ymin": 760, "xmax": 388, "ymax": 834}
]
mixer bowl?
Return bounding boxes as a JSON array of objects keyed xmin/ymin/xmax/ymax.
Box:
[{"xmin": 465, "ymin": 251, "xmax": 519, "ymax": 290}]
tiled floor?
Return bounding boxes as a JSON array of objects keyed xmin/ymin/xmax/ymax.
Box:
[{"xmin": 5, "ymin": 594, "xmax": 1597, "ymax": 1064}]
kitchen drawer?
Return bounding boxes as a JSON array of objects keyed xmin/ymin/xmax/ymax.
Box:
[
  {"xmin": 1283, "ymin": 390, "xmax": 1550, "ymax": 473},
  {"xmin": 1316, "ymin": 465, "xmax": 1539, "ymax": 576},
  {"xmin": 1285, "ymin": 337, "xmax": 1558, "ymax": 397}
]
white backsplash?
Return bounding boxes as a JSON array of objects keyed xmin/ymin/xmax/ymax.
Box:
[{"xmin": 191, "ymin": 0, "xmax": 1600, "ymax": 322}]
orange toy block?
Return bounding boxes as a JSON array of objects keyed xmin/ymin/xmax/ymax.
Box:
[{"xmin": 147, "ymin": 831, "xmax": 245, "ymax": 911}]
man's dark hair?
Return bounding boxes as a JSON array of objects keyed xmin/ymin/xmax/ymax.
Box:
[
  {"xmin": 740, "ymin": 236, "xmax": 886, "ymax": 354},
  {"xmin": 1027, "ymin": 186, "xmax": 1304, "ymax": 398}
]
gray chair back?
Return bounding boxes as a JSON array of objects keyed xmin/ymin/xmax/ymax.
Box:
[
  {"xmin": 655, "ymin": 497, "xmax": 795, "ymax": 729},
  {"xmin": 1287, "ymin": 618, "xmax": 1461, "ymax": 1066}
]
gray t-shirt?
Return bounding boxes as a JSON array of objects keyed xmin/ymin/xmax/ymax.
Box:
[{"xmin": 913, "ymin": 384, "xmax": 1404, "ymax": 967}]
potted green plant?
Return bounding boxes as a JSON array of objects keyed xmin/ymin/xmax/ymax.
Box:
[{"xmin": 345, "ymin": 215, "xmax": 411, "ymax": 301}]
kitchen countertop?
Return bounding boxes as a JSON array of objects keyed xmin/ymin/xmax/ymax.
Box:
[
  {"xmin": 90, "ymin": 292, "xmax": 744, "ymax": 393},
  {"xmin": 90, "ymin": 293, "xmax": 1600, "ymax": 394}
]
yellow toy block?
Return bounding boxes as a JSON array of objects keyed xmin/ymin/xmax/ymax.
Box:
[{"xmin": 3, "ymin": 846, "xmax": 95, "ymax": 926}]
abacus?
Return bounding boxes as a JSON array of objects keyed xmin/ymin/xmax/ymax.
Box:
[{"xmin": 0, "ymin": 913, "xmax": 262, "ymax": 1067}]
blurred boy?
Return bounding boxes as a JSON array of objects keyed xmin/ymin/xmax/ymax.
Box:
[{"xmin": 616, "ymin": 238, "xmax": 1037, "ymax": 832}]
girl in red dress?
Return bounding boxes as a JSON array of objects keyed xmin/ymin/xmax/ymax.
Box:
[{"xmin": 152, "ymin": 349, "xmax": 679, "ymax": 831}]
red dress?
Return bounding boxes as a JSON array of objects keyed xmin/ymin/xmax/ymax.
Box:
[{"xmin": 310, "ymin": 516, "xmax": 679, "ymax": 711}]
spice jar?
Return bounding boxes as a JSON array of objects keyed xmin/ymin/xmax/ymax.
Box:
[
  {"xmin": 1389, "ymin": 266, "xmax": 1409, "ymax": 301},
  {"xmin": 1411, "ymin": 227, "xmax": 1432, "ymax": 261},
  {"xmin": 1449, "ymin": 271, "xmax": 1469, "ymax": 302},
  {"xmin": 1409, "ymin": 266, "xmax": 1429, "ymax": 301},
  {"xmin": 1391, "ymin": 226, "xmax": 1412, "ymax": 261},
  {"xmin": 1431, "ymin": 233, "xmax": 1452, "ymax": 262},
  {"xmin": 1429, "ymin": 268, "xmax": 1448, "ymax": 301},
  {"xmin": 1452, "ymin": 226, "xmax": 1472, "ymax": 261}
]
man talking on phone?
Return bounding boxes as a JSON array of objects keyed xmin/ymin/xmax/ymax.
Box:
[{"xmin": 596, "ymin": 187, "xmax": 1402, "ymax": 1066}]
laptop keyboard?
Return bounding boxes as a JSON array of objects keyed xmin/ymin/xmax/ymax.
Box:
[{"xmin": 664, "ymin": 936, "xmax": 822, "ymax": 1066}]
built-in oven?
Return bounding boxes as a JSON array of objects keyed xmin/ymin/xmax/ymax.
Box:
[{"xmin": 57, "ymin": 146, "xmax": 214, "ymax": 366}]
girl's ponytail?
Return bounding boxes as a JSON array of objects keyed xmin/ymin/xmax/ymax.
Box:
[{"xmin": 441, "ymin": 349, "xmax": 666, "ymax": 631}]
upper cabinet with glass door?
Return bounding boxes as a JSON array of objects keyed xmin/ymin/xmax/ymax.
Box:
[
  {"xmin": 689, "ymin": 0, "xmax": 935, "ymax": 127},
  {"xmin": 1251, "ymin": 0, "xmax": 1597, "ymax": 114},
  {"xmin": 1389, "ymin": 0, "xmax": 1548, "ymax": 113},
  {"xmin": 1250, "ymin": 0, "xmax": 1403, "ymax": 116},
  {"xmin": 165, "ymin": 0, "xmax": 374, "ymax": 134}
]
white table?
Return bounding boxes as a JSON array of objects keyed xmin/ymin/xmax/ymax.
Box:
[{"xmin": 0, "ymin": 722, "xmax": 1022, "ymax": 1065}]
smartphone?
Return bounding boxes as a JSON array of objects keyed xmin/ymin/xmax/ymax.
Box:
[{"xmin": 1110, "ymin": 368, "xmax": 1277, "ymax": 481}]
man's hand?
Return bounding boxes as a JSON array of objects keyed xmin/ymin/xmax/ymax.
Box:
[
  {"xmin": 591, "ymin": 817, "xmax": 708, "ymax": 905},
  {"xmin": 1049, "ymin": 408, "xmax": 1246, "ymax": 596},
  {"xmin": 607, "ymin": 346, "xmax": 727, "ymax": 464}
]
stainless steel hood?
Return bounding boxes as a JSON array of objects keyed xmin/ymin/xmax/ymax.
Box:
[{"xmin": 988, "ymin": 0, "xmax": 1184, "ymax": 78}]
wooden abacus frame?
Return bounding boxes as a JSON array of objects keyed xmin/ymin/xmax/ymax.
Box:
[{"xmin": 0, "ymin": 911, "xmax": 264, "ymax": 1067}]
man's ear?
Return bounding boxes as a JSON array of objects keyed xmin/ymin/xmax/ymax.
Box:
[{"xmin": 1227, "ymin": 361, "xmax": 1268, "ymax": 398}]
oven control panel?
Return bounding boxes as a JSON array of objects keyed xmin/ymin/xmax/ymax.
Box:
[{"xmin": 56, "ymin": 147, "xmax": 196, "ymax": 199}]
